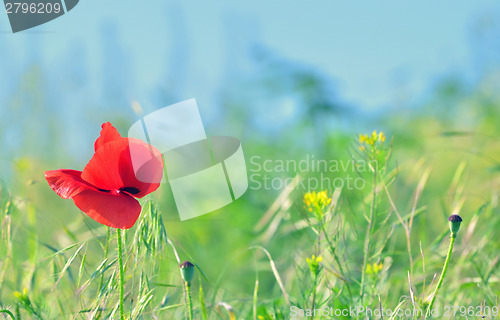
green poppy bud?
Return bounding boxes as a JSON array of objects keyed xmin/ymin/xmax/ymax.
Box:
[
  {"xmin": 448, "ymin": 214, "xmax": 463, "ymax": 238},
  {"xmin": 180, "ymin": 261, "xmax": 195, "ymax": 285}
]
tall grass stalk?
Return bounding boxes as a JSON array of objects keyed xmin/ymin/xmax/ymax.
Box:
[
  {"xmin": 360, "ymin": 170, "xmax": 377, "ymax": 304},
  {"xmin": 0, "ymin": 309, "xmax": 15, "ymax": 320},
  {"xmin": 99, "ymin": 227, "xmax": 111, "ymax": 291},
  {"xmin": 249, "ymin": 246, "xmax": 290, "ymax": 305},
  {"xmin": 252, "ymin": 253, "xmax": 259, "ymax": 320},
  {"xmin": 310, "ymin": 274, "xmax": 318, "ymax": 320},
  {"xmin": 199, "ymin": 283, "xmax": 208, "ymax": 320},
  {"xmin": 320, "ymin": 223, "xmax": 352, "ymax": 299}
]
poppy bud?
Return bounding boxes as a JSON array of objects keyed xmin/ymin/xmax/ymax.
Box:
[
  {"xmin": 448, "ymin": 214, "xmax": 463, "ymax": 237},
  {"xmin": 180, "ymin": 261, "xmax": 195, "ymax": 285}
]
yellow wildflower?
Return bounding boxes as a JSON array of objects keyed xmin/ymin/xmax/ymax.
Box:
[
  {"xmin": 303, "ymin": 191, "xmax": 331, "ymax": 220},
  {"xmin": 379, "ymin": 131, "xmax": 386, "ymax": 142},
  {"xmin": 306, "ymin": 254, "xmax": 323, "ymax": 276},
  {"xmin": 359, "ymin": 130, "xmax": 386, "ymax": 151},
  {"xmin": 366, "ymin": 262, "xmax": 383, "ymax": 275},
  {"xmin": 14, "ymin": 288, "xmax": 28, "ymax": 299}
]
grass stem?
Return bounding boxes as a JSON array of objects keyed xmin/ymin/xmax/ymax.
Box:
[
  {"xmin": 320, "ymin": 223, "xmax": 352, "ymax": 299},
  {"xmin": 0, "ymin": 309, "xmax": 16, "ymax": 320},
  {"xmin": 360, "ymin": 171, "xmax": 377, "ymax": 304},
  {"xmin": 98, "ymin": 227, "xmax": 111, "ymax": 291},
  {"xmin": 310, "ymin": 274, "xmax": 318, "ymax": 320}
]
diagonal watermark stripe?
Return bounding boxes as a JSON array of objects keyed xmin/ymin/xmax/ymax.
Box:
[{"xmin": 128, "ymin": 99, "xmax": 248, "ymax": 221}]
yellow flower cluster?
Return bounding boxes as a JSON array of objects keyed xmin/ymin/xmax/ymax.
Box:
[
  {"xmin": 306, "ymin": 254, "xmax": 323, "ymax": 276},
  {"xmin": 359, "ymin": 130, "xmax": 386, "ymax": 146},
  {"xmin": 365, "ymin": 262, "xmax": 383, "ymax": 275},
  {"xmin": 14, "ymin": 288, "xmax": 28, "ymax": 299},
  {"xmin": 303, "ymin": 191, "xmax": 331, "ymax": 217},
  {"xmin": 306, "ymin": 254, "xmax": 323, "ymax": 265}
]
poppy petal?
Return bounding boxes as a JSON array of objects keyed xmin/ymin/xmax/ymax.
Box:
[
  {"xmin": 72, "ymin": 189, "xmax": 141, "ymax": 229},
  {"xmin": 45, "ymin": 169, "xmax": 95, "ymax": 199},
  {"xmin": 81, "ymin": 138, "xmax": 163, "ymax": 198},
  {"xmin": 94, "ymin": 122, "xmax": 122, "ymax": 152}
]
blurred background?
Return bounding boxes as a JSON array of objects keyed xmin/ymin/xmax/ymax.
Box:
[
  {"xmin": 1, "ymin": 1, "xmax": 499, "ymax": 159},
  {"xmin": 1, "ymin": 0, "xmax": 500, "ymax": 315}
]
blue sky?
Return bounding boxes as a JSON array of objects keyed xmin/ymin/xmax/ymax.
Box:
[
  {"xmin": 0, "ymin": 1, "xmax": 499, "ymax": 112},
  {"xmin": 0, "ymin": 0, "xmax": 499, "ymax": 181}
]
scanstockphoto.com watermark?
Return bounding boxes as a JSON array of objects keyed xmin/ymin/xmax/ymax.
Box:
[
  {"xmin": 290, "ymin": 305, "xmax": 500, "ymax": 319},
  {"xmin": 248, "ymin": 155, "xmax": 378, "ymax": 191},
  {"xmin": 291, "ymin": 305, "xmax": 424, "ymax": 318}
]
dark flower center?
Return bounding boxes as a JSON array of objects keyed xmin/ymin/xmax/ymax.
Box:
[
  {"xmin": 97, "ymin": 187, "xmax": 141, "ymax": 195},
  {"xmin": 120, "ymin": 186, "xmax": 140, "ymax": 195}
]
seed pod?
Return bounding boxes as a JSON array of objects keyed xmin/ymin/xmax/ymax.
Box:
[
  {"xmin": 180, "ymin": 261, "xmax": 195, "ymax": 285},
  {"xmin": 448, "ymin": 214, "xmax": 463, "ymax": 237}
]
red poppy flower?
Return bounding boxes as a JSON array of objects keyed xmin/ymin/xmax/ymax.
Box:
[{"xmin": 45, "ymin": 122, "xmax": 164, "ymax": 229}]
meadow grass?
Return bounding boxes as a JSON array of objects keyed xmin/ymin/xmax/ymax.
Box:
[{"xmin": 1, "ymin": 93, "xmax": 500, "ymax": 319}]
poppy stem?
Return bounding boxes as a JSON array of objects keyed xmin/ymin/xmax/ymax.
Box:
[
  {"xmin": 116, "ymin": 228, "xmax": 125, "ymax": 320},
  {"xmin": 425, "ymin": 233, "xmax": 456, "ymax": 318},
  {"xmin": 426, "ymin": 215, "xmax": 462, "ymax": 318},
  {"xmin": 184, "ymin": 282, "xmax": 194, "ymax": 320}
]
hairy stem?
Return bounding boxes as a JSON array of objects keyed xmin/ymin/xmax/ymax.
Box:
[
  {"xmin": 116, "ymin": 228, "xmax": 125, "ymax": 320},
  {"xmin": 185, "ymin": 282, "xmax": 193, "ymax": 320},
  {"xmin": 426, "ymin": 234, "xmax": 456, "ymax": 318}
]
